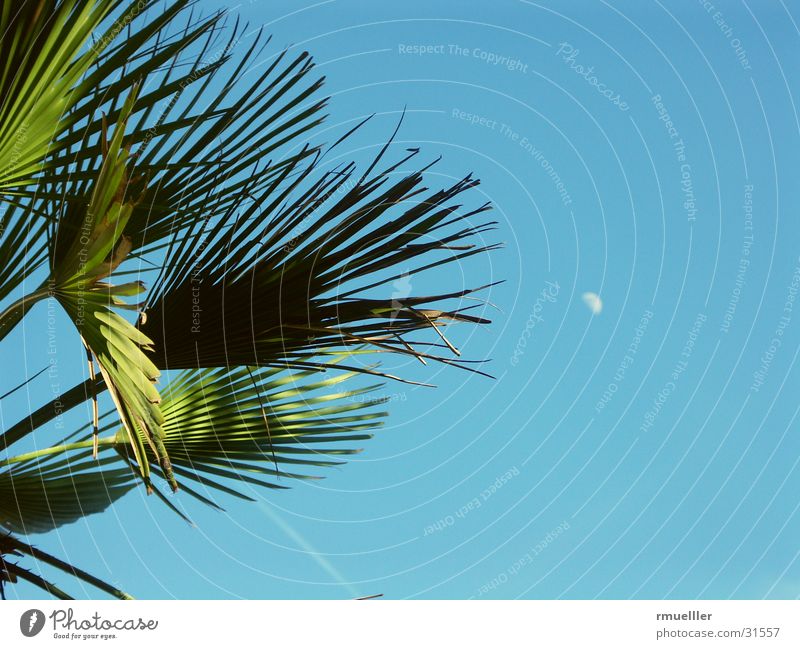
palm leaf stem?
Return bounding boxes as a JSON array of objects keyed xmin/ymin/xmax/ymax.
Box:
[{"xmin": 0, "ymin": 437, "xmax": 116, "ymax": 468}]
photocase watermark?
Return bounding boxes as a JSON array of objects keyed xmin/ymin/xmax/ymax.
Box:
[
  {"xmin": 91, "ymin": 0, "xmax": 148, "ymax": 54},
  {"xmin": 350, "ymin": 391, "xmax": 407, "ymax": 403},
  {"xmin": 678, "ymin": 152, "xmax": 697, "ymax": 223},
  {"xmin": 595, "ymin": 308, "xmax": 654, "ymax": 413},
  {"xmin": 189, "ymin": 237, "xmax": 208, "ymax": 334},
  {"xmin": 73, "ymin": 211, "xmax": 98, "ymax": 328},
  {"xmin": 423, "ymin": 466, "xmax": 519, "ymax": 536},
  {"xmin": 1, "ymin": 121, "xmax": 29, "ymax": 183},
  {"xmin": 555, "ymin": 43, "xmax": 629, "ymax": 111},
  {"xmin": 639, "ymin": 312, "xmax": 706, "ymax": 433},
  {"xmin": 398, "ymin": 43, "xmax": 528, "ymax": 73},
  {"xmin": 720, "ymin": 184, "xmax": 754, "ymax": 334},
  {"xmin": 475, "ymin": 521, "xmax": 570, "ymax": 597},
  {"xmin": 448, "ymin": 43, "xmax": 528, "ymax": 73},
  {"xmin": 750, "ymin": 257, "xmax": 800, "ymax": 393},
  {"xmin": 652, "ymin": 94, "xmax": 681, "ymax": 142},
  {"xmin": 398, "ymin": 43, "xmax": 446, "ymax": 56},
  {"xmin": 510, "ymin": 281, "xmax": 560, "ymax": 366}
]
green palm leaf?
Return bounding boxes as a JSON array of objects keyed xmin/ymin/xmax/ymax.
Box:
[
  {"xmin": 37, "ymin": 4, "xmax": 326, "ymax": 259},
  {"xmin": 1, "ymin": 0, "xmax": 216, "ymax": 198},
  {"xmin": 0, "ymin": 0, "xmax": 117, "ymax": 193},
  {"xmin": 46, "ymin": 91, "xmax": 177, "ymax": 492},
  {"xmin": 123, "ymin": 362, "xmax": 388, "ymax": 504}
]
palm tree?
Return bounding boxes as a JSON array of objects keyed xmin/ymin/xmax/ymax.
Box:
[{"xmin": 0, "ymin": 0, "xmax": 498, "ymax": 599}]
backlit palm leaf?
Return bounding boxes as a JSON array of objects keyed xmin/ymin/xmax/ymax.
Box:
[
  {"xmin": 46, "ymin": 91, "xmax": 176, "ymax": 491},
  {"xmin": 132, "ymin": 363, "xmax": 388, "ymax": 504},
  {"xmin": 0, "ymin": 0, "xmax": 117, "ymax": 193},
  {"xmin": 2, "ymin": 0, "xmax": 219, "ymax": 199}
]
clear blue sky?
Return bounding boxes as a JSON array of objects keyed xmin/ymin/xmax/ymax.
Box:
[{"xmin": 3, "ymin": 0, "xmax": 800, "ymax": 599}]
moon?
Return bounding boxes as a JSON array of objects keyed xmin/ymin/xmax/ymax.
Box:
[{"xmin": 582, "ymin": 292, "xmax": 603, "ymax": 315}]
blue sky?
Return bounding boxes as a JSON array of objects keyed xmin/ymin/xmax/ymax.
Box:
[{"xmin": 3, "ymin": 0, "xmax": 800, "ymax": 599}]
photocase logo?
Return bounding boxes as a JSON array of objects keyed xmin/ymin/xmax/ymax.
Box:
[{"xmin": 20, "ymin": 609, "xmax": 45, "ymax": 637}]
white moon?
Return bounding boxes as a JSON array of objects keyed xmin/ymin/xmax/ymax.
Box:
[{"xmin": 582, "ymin": 292, "xmax": 603, "ymax": 315}]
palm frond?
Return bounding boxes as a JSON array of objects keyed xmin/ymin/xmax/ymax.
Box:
[
  {"xmin": 140, "ymin": 141, "xmax": 500, "ymax": 378},
  {"xmin": 0, "ymin": 0, "xmax": 502, "ymax": 604},
  {"xmin": 121, "ymin": 32, "xmax": 327, "ymax": 257},
  {"xmin": 118, "ymin": 362, "xmax": 388, "ymax": 505},
  {"xmin": 0, "ymin": 4, "xmax": 329, "ymax": 347},
  {"xmin": 0, "ymin": 0, "xmax": 119, "ymax": 193},
  {"xmin": 0, "ymin": 0, "xmax": 219, "ymax": 197},
  {"xmin": 2, "ymin": 560, "xmax": 74, "ymax": 599},
  {"xmin": 46, "ymin": 91, "xmax": 176, "ymax": 491},
  {"xmin": 0, "ymin": 361, "xmax": 387, "ymax": 510},
  {"xmin": 41, "ymin": 5, "xmax": 327, "ymax": 259}
]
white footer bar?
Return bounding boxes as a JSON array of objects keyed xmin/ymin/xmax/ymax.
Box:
[{"xmin": 2, "ymin": 600, "xmax": 797, "ymax": 647}]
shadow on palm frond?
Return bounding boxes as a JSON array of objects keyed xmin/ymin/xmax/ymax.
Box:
[{"xmin": 140, "ymin": 141, "xmax": 500, "ymax": 378}]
